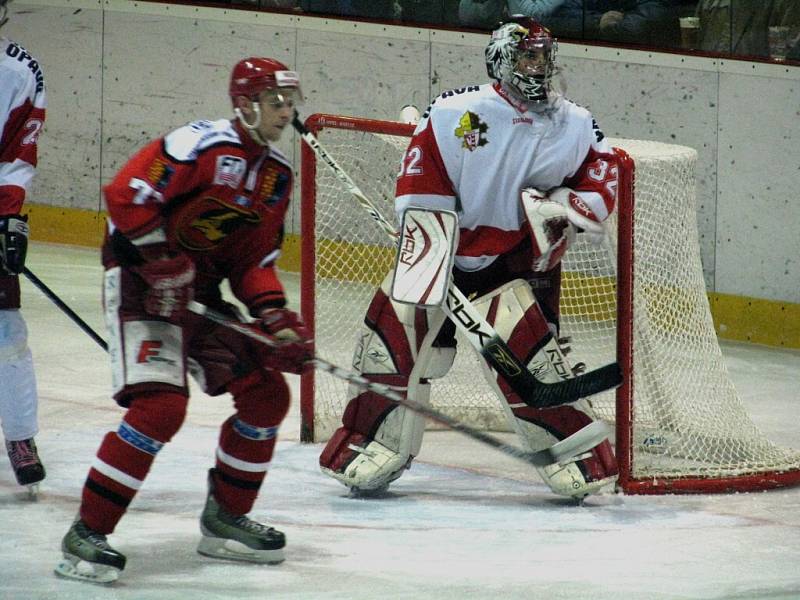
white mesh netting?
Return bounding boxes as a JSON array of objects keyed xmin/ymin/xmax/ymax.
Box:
[{"xmin": 300, "ymin": 116, "xmax": 800, "ymax": 492}]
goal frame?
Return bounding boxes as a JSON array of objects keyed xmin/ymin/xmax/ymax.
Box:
[{"xmin": 298, "ymin": 112, "xmax": 800, "ymax": 495}]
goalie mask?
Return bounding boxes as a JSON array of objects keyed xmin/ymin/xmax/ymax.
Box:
[
  {"xmin": 229, "ymin": 57, "xmax": 302, "ymax": 144},
  {"xmin": 485, "ymin": 16, "xmax": 558, "ymax": 108}
]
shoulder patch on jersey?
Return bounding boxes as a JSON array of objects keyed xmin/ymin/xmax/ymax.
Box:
[
  {"xmin": 213, "ymin": 155, "xmax": 247, "ymax": 188},
  {"xmin": 259, "ymin": 166, "xmax": 290, "ymax": 206},
  {"xmin": 454, "ymin": 111, "xmax": 489, "ymax": 152},
  {"xmin": 146, "ymin": 157, "xmax": 175, "ymax": 191}
]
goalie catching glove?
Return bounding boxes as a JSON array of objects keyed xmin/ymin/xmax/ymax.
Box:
[
  {"xmin": 255, "ymin": 308, "xmax": 313, "ymax": 374},
  {"xmin": 522, "ymin": 186, "xmax": 605, "ymax": 272},
  {"xmin": 0, "ymin": 214, "xmax": 29, "ymax": 275}
]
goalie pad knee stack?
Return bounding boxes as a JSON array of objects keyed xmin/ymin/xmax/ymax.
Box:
[{"xmin": 472, "ymin": 279, "xmax": 618, "ymax": 498}]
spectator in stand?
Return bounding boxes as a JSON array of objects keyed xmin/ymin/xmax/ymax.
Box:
[
  {"xmin": 460, "ymin": 1, "xmax": 679, "ymax": 48},
  {"xmin": 695, "ymin": 0, "xmax": 800, "ymax": 59},
  {"xmin": 399, "ymin": 0, "xmax": 461, "ymax": 27},
  {"xmin": 299, "ymin": 0, "xmax": 397, "ymax": 19},
  {"xmin": 545, "ymin": 0, "xmax": 679, "ymax": 46}
]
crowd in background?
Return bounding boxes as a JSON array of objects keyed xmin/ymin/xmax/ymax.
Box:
[{"xmin": 229, "ymin": 0, "xmax": 800, "ymax": 63}]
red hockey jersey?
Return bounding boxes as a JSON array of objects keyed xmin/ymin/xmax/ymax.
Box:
[{"xmin": 103, "ymin": 118, "xmax": 293, "ymax": 313}]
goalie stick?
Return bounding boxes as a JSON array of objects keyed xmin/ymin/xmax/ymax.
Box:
[
  {"xmin": 187, "ymin": 300, "xmax": 610, "ymax": 468},
  {"xmin": 293, "ymin": 113, "xmax": 622, "ymax": 407}
]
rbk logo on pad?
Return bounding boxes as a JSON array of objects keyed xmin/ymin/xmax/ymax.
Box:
[{"xmin": 487, "ymin": 344, "xmax": 522, "ymax": 376}]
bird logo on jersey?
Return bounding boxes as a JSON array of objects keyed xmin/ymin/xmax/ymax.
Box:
[
  {"xmin": 455, "ymin": 111, "xmax": 488, "ymax": 152},
  {"xmin": 172, "ymin": 197, "xmax": 261, "ymax": 251}
]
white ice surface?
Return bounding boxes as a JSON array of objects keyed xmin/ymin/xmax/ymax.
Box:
[{"xmin": 1, "ymin": 243, "xmax": 799, "ymax": 600}]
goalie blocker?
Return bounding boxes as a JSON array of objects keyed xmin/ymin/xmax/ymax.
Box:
[{"xmin": 320, "ymin": 208, "xmax": 617, "ymax": 499}]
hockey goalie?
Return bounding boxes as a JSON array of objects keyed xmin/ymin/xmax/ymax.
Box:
[{"xmin": 319, "ymin": 16, "xmax": 619, "ymax": 499}]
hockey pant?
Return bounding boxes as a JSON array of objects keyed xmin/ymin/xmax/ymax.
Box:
[
  {"xmin": 319, "ymin": 275, "xmax": 617, "ymax": 498},
  {"xmin": 78, "ymin": 268, "xmax": 291, "ymax": 534},
  {"xmin": 0, "ymin": 309, "xmax": 39, "ymax": 442}
]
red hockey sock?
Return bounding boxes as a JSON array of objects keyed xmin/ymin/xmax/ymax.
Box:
[
  {"xmin": 80, "ymin": 391, "xmax": 187, "ymax": 534},
  {"xmin": 212, "ymin": 372, "xmax": 289, "ymax": 515}
]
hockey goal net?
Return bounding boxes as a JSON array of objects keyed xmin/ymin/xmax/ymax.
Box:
[{"xmin": 298, "ymin": 113, "xmax": 800, "ymax": 494}]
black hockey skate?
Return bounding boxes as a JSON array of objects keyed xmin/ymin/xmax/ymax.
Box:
[
  {"xmin": 197, "ymin": 469, "xmax": 286, "ymax": 564},
  {"xmin": 54, "ymin": 519, "xmax": 126, "ymax": 585},
  {"xmin": 5, "ymin": 438, "xmax": 45, "ymax": 496}
]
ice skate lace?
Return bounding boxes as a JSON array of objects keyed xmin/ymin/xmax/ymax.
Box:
[
  {"xmin": 232, "ymin": 515, "xmax": 275, "ymax": 536},
  {"xmin": 5, "ymin": 440, "xmax": 38, "ymax": 469},
  {"xmin": 75, "ymin": 522, "xmax": 113, "ymax": 549}
]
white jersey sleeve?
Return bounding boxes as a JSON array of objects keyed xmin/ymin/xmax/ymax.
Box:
[{"xmin": 0, "ymin": 37, "xmax": 46, "ymax": 214}]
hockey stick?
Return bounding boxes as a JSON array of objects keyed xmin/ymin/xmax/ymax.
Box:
[
  {"xmin": 21, "ymin": 266, "xmax": 108, "ymax": 352},
  {"xmin": 187, "ymin": 300, "xmax": 610, "ymax": 467},
  {"xmin": 292, "ymin": 113, "xmax": 622, "ymax": 407}
]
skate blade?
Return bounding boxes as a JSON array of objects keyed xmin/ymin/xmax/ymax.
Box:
[
  {"xmin": 54, "ymin": 555, "xmax": 121, "ymax": 585},
  {"xmin": 197, "ymin": 536, "xmax": 285, "ymax": 565}
]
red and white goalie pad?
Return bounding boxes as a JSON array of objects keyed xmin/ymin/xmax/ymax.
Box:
[
  {"xmin": 471, "ymin": 279, "xmax": 618, "ymax": 498},
  {"xmin": 390, "ymin": 208, "xmax": 458, "ymax": 307}
]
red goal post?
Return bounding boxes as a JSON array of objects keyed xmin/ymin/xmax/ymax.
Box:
[{"xmin": 299, "ymin": 112, "xmax": 800, "ymax": 494}]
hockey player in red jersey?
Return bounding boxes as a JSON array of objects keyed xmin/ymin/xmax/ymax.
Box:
[
  {"xmin": 320, "ymin": 17, "xmax": 619, "ymax": 499},
  {"xmin": 0, "ymin": 0, "xmax": 47, "ymax": 496},
  {"xmin": 55, "ymin": 57, "xmax": 312, "ymax": 584}
]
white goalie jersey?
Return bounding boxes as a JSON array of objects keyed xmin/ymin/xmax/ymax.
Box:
[{"xmin": 395, "ymin": 83, "xmax": 618, "ymax": 272}]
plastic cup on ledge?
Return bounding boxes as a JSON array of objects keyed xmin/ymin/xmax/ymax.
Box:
[
  {"xmin": 679, "ymin": 17, "xmax": 701, "ymax": 50},
  {"xmin": 768, "ymin": 26, "xmax": 790, "ymax": 61}
]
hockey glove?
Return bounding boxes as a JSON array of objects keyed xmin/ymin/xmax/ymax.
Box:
[
  {"xmin": 0, "ymin": 214, "xmax": 29, "ymax": 275},
  {"xmin": 521, "ymin": 188, "xmax": 575, "ymax": 272},
  {"xmin": 257, "ymin": 307, "xmax": 313, "ymax": 374},
  {"xmin": 549, "ymin": 187, "xmax": 606, "ymax": 245},
  {"xmin": 131, "ymin": 245, "xmax": 196, "ymax": 321}
]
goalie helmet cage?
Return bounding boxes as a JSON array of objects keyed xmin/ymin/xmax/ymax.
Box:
[{"xmin": 299, "ymin": 112, "xmax": 800, "ymax": 495}]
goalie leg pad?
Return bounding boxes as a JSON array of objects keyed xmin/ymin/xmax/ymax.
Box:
[
  {"xmin": 320, "ymin": 280, "xmax": 446, "ymax": 492},
  {"xmin": 319, "ymin": 376, "xmax": 429, "ymax": 492},
  {"xmin": 472, "ymin": 280, "xmax": 618, "ymax": 498}
]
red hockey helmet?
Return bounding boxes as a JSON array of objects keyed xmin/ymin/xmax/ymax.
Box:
[{"xmin": 229, "ymin": 57, "xmax": 300, "ymax": 102}]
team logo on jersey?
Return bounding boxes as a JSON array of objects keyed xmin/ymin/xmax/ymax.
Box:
[
  {"xmin": 174, "ymin": 196, "xmax": 261, "ymax": 251},
  {"xmin": 214, "ymin": 155, "xmax": 247, "ymax": 188},
  {"xmin": 455, "ymin": 111, "xmax": 488, "ymax": 152},
  {"xmin": 259, "ymin": 167, "xmax": 290, "ymax": 206},
  {"xmin": 146, "ymin": 158, "xmax": 175, "ymax": 191}
]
